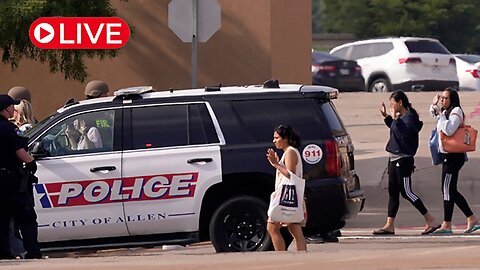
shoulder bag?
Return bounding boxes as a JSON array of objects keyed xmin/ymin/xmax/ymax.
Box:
[
  {"xmin": 267, "ymin": 170, "xmax": 305, "ymax": 223},
  {"xmin": 429, "ymin": 128, "xmax": 442, "ymax": 165},
  {"xmin": 440, "ymin": 114, "xmax": 477, "ymax": 153}
]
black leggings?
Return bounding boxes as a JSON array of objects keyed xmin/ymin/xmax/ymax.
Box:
[
  {"xmin": 441, "ymin": 153, "xmax": 473, "ymax": 222},
  {"xmin": 388, "ymin": 156, "xmax": 428, "ymax": 218}
]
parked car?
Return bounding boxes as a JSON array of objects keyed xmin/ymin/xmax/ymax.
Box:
[
  {"xmin": 453, "ymin": 54, "xmax": 480, "ymax": 91},
  {"xmin": 311, "ymin": 50, "xmax": 365, "ymax": 91},
  {"xmin": 330, "ymin": 37, "xmax": 458, "ymax": 92},
  {"xmin": 25, "ymin": 83, "xmax": 365, "ymax": 252}
]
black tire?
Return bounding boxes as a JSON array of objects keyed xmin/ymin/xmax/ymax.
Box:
[
  {"xmin": 369, "ymin": 78, "xmax": 392, "ymax": 93},
  {"xmin": 209, "ymin": 196, "xmax": 271, "ymax": 252}
]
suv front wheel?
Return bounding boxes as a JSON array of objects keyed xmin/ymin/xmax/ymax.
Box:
[
  {"xmin": 209, "ymin": 196, "xmax": 272, "ymax": 252},
  {"xmin": 369, "ymin": 78, "xmax": 392, "ymax": 92}
]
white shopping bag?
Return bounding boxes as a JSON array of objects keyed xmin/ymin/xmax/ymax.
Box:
[{"xmin": 267, "ymin": 170, "xmax": 305, "ymax": 223}]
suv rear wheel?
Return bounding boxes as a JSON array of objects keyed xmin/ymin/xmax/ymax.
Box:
[
  {"xmin": 209, "ymin": 196, "xmax": 271, "ymax": 252},
  {"xmin": 369, "ymin": 78, "xmax": 392, "ymax": 92}
]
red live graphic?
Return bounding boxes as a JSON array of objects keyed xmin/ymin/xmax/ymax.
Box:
[{"xmin": 29, "ymin": 17, "xmax": 130, "ymax": 49}]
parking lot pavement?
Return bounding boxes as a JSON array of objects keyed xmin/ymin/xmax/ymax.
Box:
[{"xmin": 3, "ymin": 234, "xmax": 480, "ymax": 270}]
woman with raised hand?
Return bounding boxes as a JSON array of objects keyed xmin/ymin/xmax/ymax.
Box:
[
  {"xmin": 374, "ymin": 90, "xmax": 439, "ymax": 236},
  {"xmin": 266, "ymin": 125, "xmax": 307, "ymax": 251},
  {"xmin": 430, "ymin": 87, "xmax": 479, "ymax": 234}
]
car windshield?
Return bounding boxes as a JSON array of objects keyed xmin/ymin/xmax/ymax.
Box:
[
  {"xmin": 404, "ymin": 40, "xmax": 450, "ymax": 54},
  {"xmin": 455, "ymin": 54, "xmax": 480, "ymax": 64}
]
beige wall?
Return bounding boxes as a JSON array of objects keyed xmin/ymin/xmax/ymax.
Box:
[{"xmin": 0, "ymin": 0, "xmax": 311, "ymax": 119}]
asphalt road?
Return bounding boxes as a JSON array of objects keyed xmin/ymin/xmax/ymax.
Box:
[{"xmin": 3, "ymin": 91, "xmax": 480, "ymax": 269}]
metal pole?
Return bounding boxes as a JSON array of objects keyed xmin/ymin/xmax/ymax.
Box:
[{"xmin": 191, "ymin": 0, "xmax": 198, "ymax": 88}]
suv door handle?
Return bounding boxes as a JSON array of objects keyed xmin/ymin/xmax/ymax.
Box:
[
  {"xmin": 90, "ymin": 166, "xmax": 117, "ymax": 172},
  {"xmin": 187, "ymin": 158, "xmax": 213, "ymax": 164}
]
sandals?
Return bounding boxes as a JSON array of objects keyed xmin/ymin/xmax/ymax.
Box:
[
  {"xmin": 372, "ymin": 228, "xmax": 395, "ymax": 235},
  {"xmin": 421, "ymin": 225, "xmax": 441, "ymax": 235},
  {"xmin": 432, "ymin": 228, "xmax": 453, "ymax": 234},
  {"xmin": 464, "ymin": 224, "xmax": 480, "ymax": 234}
]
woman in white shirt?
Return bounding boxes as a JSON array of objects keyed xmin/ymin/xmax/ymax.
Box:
[
  {"xmin": 266, "ymin": 125, "xmax": 306, "ymax": 251},
  {"xmin": 13, "ymin": 100, "xmax": 35, "ymax": 134},
  {"xmin": 66, "ymin": 118, "xmax": 103, "ymax": 150},
  {"xmin": 430, "ymin": 88, "xmax": 479, "ymax": 234}
]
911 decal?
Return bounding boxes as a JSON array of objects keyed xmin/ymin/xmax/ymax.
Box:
[{"xmin": 35, "ymin": 172, "xmax": 198, "ymax": 208}]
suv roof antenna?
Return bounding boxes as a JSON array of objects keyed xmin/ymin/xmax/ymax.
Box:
[{"xmin": 170, "ymin": 88, "xmax": 174, "ymax": 93}]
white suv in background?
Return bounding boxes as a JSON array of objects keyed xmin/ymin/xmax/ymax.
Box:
[{"xmin": 330, "ymin": 37, "xmax": 458, "ymax": 92}]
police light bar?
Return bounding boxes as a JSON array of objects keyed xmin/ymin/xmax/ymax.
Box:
[{"xmin": 114, "ymin": 86, "xmax": 154, "ymax": 96}]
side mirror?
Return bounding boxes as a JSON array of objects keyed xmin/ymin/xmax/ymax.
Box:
[{"xmin": 30, "ymin": 141, "xmax": 49, "ymax": 158}]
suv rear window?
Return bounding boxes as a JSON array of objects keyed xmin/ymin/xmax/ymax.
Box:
[
  {"xmin": 320, "ymin": 102, "xmax": 347, "ymax": 136},
  {"xmin": 405, "ymin": 40, "xmax": 450, "ymax": 54}
]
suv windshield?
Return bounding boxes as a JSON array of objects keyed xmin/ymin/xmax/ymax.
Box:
[{"xmin": 405, "ymin": 40, "xmax": 450, "ymax": 54}]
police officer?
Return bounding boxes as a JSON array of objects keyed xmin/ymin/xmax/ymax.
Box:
[
  {"xmin": 84, "ymin": 80, "xmax": 112, "ymax": 145},
  {"xmin": 8, "ymin": 86, "xmax": 38, "ymax": 124},
  {"xmin": 84, "ymin": 80, "xmax": 109, "ymax": 99},
  {"xmin": 8, "ymin": 86, "xmax": 32, "ymax": 103},
  {"xmin": 0, "ymin": 94, "xmax": 41, "ymax": 259}
]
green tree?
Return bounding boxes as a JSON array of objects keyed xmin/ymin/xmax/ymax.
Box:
[
  {"xmin": 321, "ymin": 0, "xmax": 480, "ymax": 53},
  {"xmin": 312, "ymin": 0, "xmax": 323, "ymax": 33},
  {"xmin": 0, "ymin": 0, "xmax": 125, "ymax": 82}
]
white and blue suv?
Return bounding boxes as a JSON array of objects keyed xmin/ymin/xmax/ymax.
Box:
[
  {"xmin": 330, "ymin": 37, "xmax": 458, "ymax": 92},
  {"xmin": 25, "ymin": 83, "xmax": 364, "ymax": 252}
]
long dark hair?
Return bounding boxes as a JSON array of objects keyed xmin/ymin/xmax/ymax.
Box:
[
  {"xmin": 390, "ymin": 90, "xmax": 418, "ymax": 117},
  {"xmin": 442, "ymin": 87, "xmax": 462, "ymax": 119},
  {"xmin": 274, "ymin": 125, "xmax": 301, "ymax": 148}
]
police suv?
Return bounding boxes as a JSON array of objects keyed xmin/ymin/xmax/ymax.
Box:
[{"xmin": 26, "ymin": 83, "xmax": 365, "ymax": 252}]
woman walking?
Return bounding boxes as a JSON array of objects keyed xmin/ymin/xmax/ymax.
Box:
[
  {"xmin": 266, "ymin": 125, "xmax": 307, "ymax": 251},
  {"xmin": 430, "ymin": 88, "xmax": 479, "ymax": 234},
  {"xmin": 373, "ymin": 90, "xmax": 439, "ymax": 235}
]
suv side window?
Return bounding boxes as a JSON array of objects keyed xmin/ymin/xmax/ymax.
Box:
[
  {"xmin": 350, "ymin": 44, "xmax": 373, "ymax": 60},
  {"xmin": 189, "ymin": 104, "xmax": 220, "ymax": 145},
  {"xmin": 230, "ymin": 98, "xmax": 331, "ymax": 143},
  {"xmin": 38, "ymin": 110, "xmax": 115, "ymax": 157},
  {"xmin": 131, "ymin": 103, "xmax": 218, "ymax": 149},
  {"xmin": 351, "ymin": 42, "xmax": 393, "ymax": 60},
  {"xmin": 371, "ymin": 42, "xmax": 394, "ymax": 56},
  {"xmin": 331, "ymin": 47, "xmax": 349, "ymax": 59}
]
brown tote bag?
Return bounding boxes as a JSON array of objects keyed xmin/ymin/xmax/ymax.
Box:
[{"xmin": 440, "ymin": 117, "xmax": 477, "ymax": 153}]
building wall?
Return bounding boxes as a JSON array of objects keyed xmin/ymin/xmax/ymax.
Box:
[{"xmin": 0, "ymin": 0, "xmax": 311, "ymax": 119}]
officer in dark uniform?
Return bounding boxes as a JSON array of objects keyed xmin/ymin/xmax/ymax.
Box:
[{"xmin": 0, "ymin": 94, "xmax": 41, "ymax": 259}]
